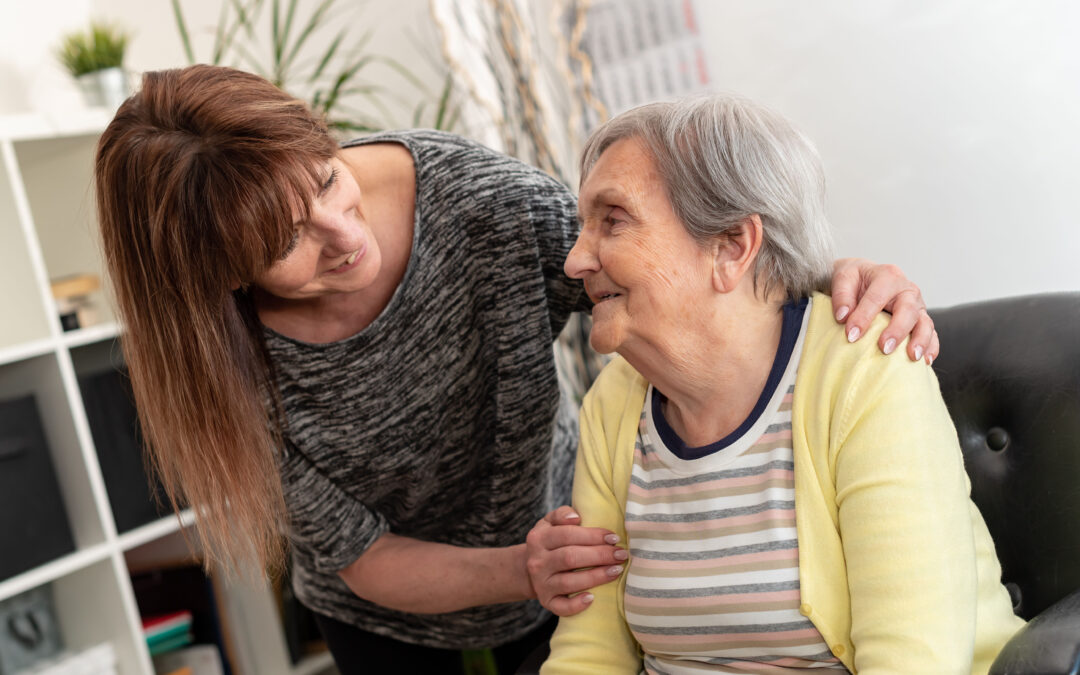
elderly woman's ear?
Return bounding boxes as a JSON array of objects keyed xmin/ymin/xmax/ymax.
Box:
[{"xmin": 712, "ymin": 214, "xmax": 765, "ymax": 294}]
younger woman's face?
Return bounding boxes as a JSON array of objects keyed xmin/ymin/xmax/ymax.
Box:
[{"xmin": 254, "ymin": 156, "xmax": 382, "ymax": 300}]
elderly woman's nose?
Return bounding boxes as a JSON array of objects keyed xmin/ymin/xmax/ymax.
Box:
[{"xmin": 564, "ymin": 232, "xmax": 599, "ymax": 279}]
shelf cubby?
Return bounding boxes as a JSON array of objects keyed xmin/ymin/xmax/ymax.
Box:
[{"xmin": 0, "ymin": 113, "xmax": 336, "ymax": 675}]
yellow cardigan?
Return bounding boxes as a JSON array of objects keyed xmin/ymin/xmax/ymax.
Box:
[{"xmin": 542, "ymin": 293, "xmax": 1024, "ymax": 674}]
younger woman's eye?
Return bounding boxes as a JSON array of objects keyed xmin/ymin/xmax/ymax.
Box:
[
  {"xmin": 320, "ymin": 168, "xmax": 339, "ymax": 195},
  {"xmin": 280, "ymin": 231, "xmax": 300, "ymax": 260}
]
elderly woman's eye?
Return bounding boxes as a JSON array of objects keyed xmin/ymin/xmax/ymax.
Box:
[
  {"xmin": 606, "ymin": 214, "xmax": 626, "ymax": 228},
  {"xmin": 604, "ymin": 206, "xmax": 629, "ymax": 228}
]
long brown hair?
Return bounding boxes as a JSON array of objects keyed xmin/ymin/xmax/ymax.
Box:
[{"xmin": 95, "ymin": 65, "xmax": 338, "ymax": 573}]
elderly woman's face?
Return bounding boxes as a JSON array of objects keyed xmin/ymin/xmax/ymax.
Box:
[{"xmin": 567, "ymin": 138, "xmax": 717, "ymax": 357}]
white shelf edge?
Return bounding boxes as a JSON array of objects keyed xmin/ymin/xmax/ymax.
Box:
[
  {"xmin": 117, "ymin": 509, "xmax": 195, "ymax": 551},
  {"xmin": 293, "ymin": 650, "xmax": 335, "ymax": 675},
  {"xmin": 0, "ymin": 543, "xmax": 112, "ymax": 602},
  {"xmin": 0, "ymin": 110, "xmax": 113, "ymax": 143},
  {"xmin": 62, "ymin": 321, "xmax": 122, "ymax": 348},
  {"xmin": 0, "ymin": 335, "xmax": 57, "ymax": 367}
]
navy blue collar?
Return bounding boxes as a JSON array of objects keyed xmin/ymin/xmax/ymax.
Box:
[{"xmin": 652, "ymin": 297, "xmax": 809, "ymax": 460}]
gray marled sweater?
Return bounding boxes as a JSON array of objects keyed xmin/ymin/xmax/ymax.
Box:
[{"xmin": 268, "ymin": 130, "xmax": 589, "ymax": 649}]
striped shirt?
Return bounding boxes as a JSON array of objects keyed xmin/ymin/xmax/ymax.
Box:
[{"xmin": 624, "ymin": 297, "xmax": 849, "ymax": 673}]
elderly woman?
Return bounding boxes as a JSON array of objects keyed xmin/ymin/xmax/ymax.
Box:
[{"xmin": 540, "ymin": 96, "xmax": 1025, "ymax": 674}]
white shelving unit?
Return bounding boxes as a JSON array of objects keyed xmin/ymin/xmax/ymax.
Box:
[{"xmin": 0, "ymin": 111, "xmax": 334, "ymax": 675}]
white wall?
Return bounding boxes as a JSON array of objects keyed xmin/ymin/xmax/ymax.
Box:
[
  {"xmin": 693, "ymin": 0, "xmax": 1080, "ymax": 307},
  {"xmin": 0, "ymin": 0, "xmax": 440, "ymax": 126},
  {"xmin": 6, "ymin": 1, "xmax": 1078, "ymax": 307},
  {"xmin": 0, "ymin": 0, "xmax": 95, "ymax": 114}
]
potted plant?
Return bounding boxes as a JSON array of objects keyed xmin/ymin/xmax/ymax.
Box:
[{"xmin": 56, "ymin": 22, "xmax": 131, "ymax": 109}]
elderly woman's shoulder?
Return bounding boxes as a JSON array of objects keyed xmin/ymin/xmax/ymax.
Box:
[{"xmin": 805, "ymin": 292, "xmax": 919, "ymax": 377}]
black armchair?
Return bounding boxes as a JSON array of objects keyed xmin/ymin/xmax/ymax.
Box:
[{"xmin": 930, "ymin": 292, "xmax": 1080, "ymax": 675}]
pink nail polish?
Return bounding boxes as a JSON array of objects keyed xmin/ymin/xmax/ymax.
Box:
[
  {"xmin": 613, "ymin": 549, "xmax": 629, "ymax": 561},
  {"xmin": 883, "ymin": 338, "xmax": 896, "ymax": 355},
  {"xmin": 836, "ymin": 306, "xmax": 850, "ymax": 321},
  {"xmin": 847, "ymin": 326, "xmax": 861, "ymax": 343},
  {"xmin": 582, "ymin": 593, "xmax": 594, "ymax": 604},
  {"xmin": 607, "ymin": 565, "xmax": 623, "ymax": 576},
  {"xmin": 604, "ymin": 534, "xmax": 619, "ymax": 545}
]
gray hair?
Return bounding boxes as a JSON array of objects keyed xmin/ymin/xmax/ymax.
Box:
[{"xmin": 580, "ymin": 94, "xmax": 835, "ymax": 301}]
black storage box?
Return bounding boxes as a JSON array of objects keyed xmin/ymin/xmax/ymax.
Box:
[
  {"xmin": 0, "ymin": 396, "xmax": 76, "ymax": 581},
  {"xmin": 78, "ymin": 369, "xmax": 168, "ymax": 533}
]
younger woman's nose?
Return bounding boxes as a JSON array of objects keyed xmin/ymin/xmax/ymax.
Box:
[{"xmin": 308, "ymin": 204, "xmax": 356, "ymax": 255}]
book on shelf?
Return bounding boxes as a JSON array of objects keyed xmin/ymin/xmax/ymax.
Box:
[
  {"xmin": 130, "ymin": 565, "xmax": 234, "ymax": 674},
  {"xmin": 142, "ymin": 610, "xmax": 194, "ymax": 656}
]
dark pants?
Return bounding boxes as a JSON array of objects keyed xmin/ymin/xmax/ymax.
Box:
[{"xmin": 312, "ymin": 611, "xmax": 557, "ymax": 675}]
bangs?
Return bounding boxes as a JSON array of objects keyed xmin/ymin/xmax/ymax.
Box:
[
  {"xmin": 219, "ymin": 151, "xmax": 331, "ymax": 272},
  {"xmin": 151, "ymin": 144, "xmax": 334, "ymax": 303}
]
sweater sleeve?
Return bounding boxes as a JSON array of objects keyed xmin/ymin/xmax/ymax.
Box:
[
  {"xmin": 279, "ymin": 445, "xmax": 389, "ymax": 574},
  {"xmin": 541, "ymin": 368, "xmax": 642, "ymax": 675},
  {"xmin": 831, "ymin": 333, "xmax": 978, "ymax": 672},
  {"xmin": 526, "ymin": 172, "xmax": 592, "ymax": 336}
]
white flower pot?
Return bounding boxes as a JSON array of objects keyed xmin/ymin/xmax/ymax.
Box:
[{"xmin": 76, "ymin": 67, "xmax": 129, "ymax": 110}]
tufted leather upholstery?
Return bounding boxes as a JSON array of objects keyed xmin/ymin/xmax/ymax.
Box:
[
  {"xmin": 930, "ymin": 293, "xmax": 1080, "ymax": 618},
  {"xmin": 930, "ymin": 292, "xmax": 1080, "ymax": 674}
]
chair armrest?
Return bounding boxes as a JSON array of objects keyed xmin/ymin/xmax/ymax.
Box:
[{"xmin": 990, "ymin": 588, "xmax": 1080, "ymax": 675}]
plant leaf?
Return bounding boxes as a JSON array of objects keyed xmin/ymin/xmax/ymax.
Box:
[
  {"xmin": 271, "ymin": 0, "xmax": 282, "ymax": 77},
  {"xmin": 211, "ymin": 0, "xmax": 231, "ymax": 64},
  {"xmin": 281, "ymin": 0, "xmax": 336, "ymax": 75},
  {"xmin": 170, "ymin": 0, "xmax": 196, "ymax": 65},
  {"xmin": 309, "ymin": 28, "xmax": 347, "ymax": 82},
  {"xmin": 434, "ymin": 72, "xmax": 453, "ymax": 130}
]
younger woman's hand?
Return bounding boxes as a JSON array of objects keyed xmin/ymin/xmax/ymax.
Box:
[
  {"xmin": 525, "ymin": 506, "xmax": 627, "ymax": 616},
  {"xmin": 830, "ymin": 258, "xmax": 940, "ymax": 364}
]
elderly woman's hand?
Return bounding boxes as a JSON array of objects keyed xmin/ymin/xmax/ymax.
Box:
[
  {"xmin": 525, "ymin": 506, "xmax": 627, "ymax": 616},
  {"xmin": 830, "ymin": 258, "xmax": 940, "ymax": 365}
]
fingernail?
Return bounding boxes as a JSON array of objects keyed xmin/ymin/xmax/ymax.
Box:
[
  {"xmin": 581, "ymin": 593, "xmax": 594, "ymax": 605},
  {"xmin": 883, "ymin": 338, "xmax": 896, "ymax": 355},
  {"xmin": 927, "ymin": 354, "xmax": 934, "ymax": 367},
  {"xmin": 835, "ymin": 305, "xmax": 850, "ymax": 321},
  {"xmin": 603, "ymin": 534, "xmax": 620, "ymax": 545},
  {"xmin": 914, "ymin": 345, "xmax": 924, "ymax": 361},
  {"xmin": 565, "ymin": 511, "xmax": 580, "ymax": 520},
  {"xmin": 606, "ymin": 565, "xmax": 623, "ymax": 576},
  {"xmin": 847, "ymin": 326, "xmax": 861, "ymax": 343},
  {"xmin": 613, "ymin": 549, "xmax": 629, "ymax": 561}
]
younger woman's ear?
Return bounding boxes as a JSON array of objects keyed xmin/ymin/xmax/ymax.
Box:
[{"xmin": 712, "ymin": 214, "xmax": 764, "ymax": 293}]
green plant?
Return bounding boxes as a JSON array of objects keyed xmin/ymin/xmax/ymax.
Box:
[
  {"xmin": 412, "ymin": 73, "xmax": 460, "ymax": 132},
  {"xmin": 56, "ymin": 22, "xmax": 130, "ymax": 77},
  {"xmin": 171, "ymin": 0, "xmax": 455, "ymax": 135}
]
